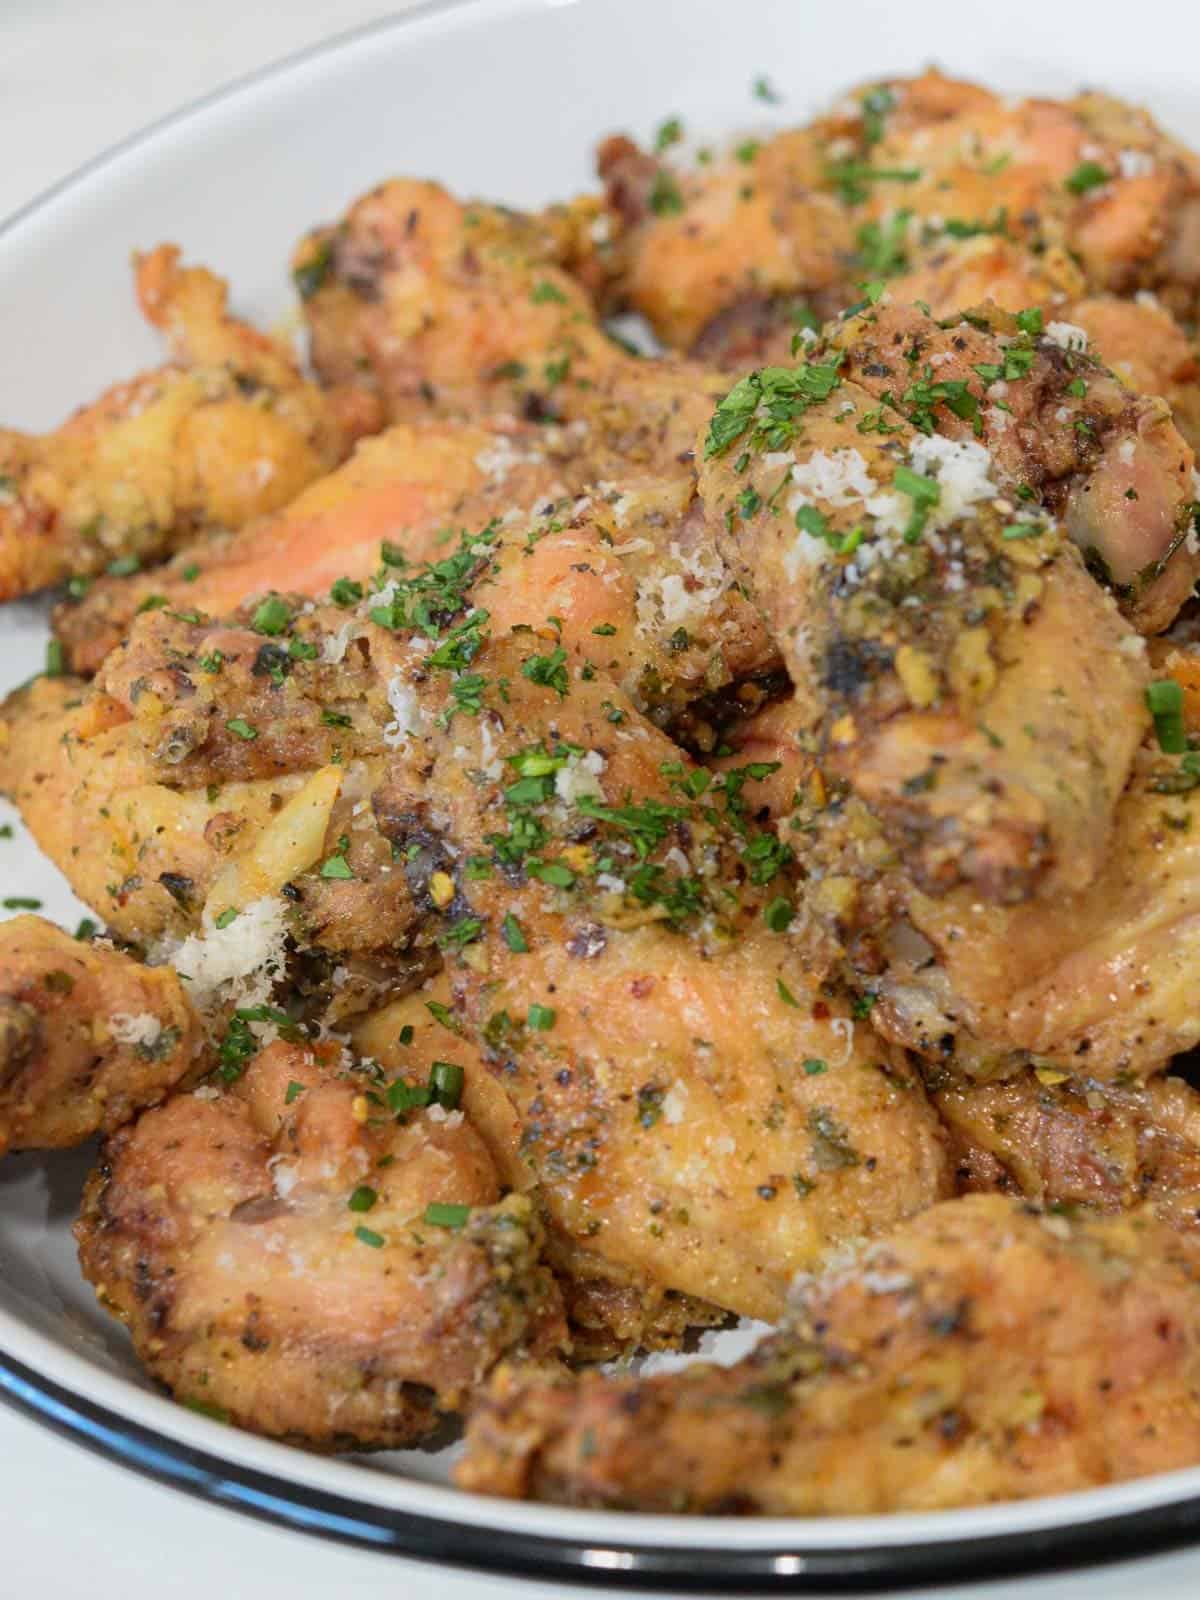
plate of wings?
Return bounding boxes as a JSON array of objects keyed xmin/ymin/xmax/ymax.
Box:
[{"xmin": 7, "ymin": 0, "xmax": 1200, "ymax": 1587}]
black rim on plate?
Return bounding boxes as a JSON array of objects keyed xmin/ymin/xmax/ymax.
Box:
[
  {"xmin": 3, "ymin": 1342, "xmax": 1200, "ymax": 1591},
  {"xmin": 5, "ymin": 1, "xmax": 1200, "ymax": 1587}
]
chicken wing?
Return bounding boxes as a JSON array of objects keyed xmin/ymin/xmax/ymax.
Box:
[
  {"xmin": 0, "ymin": 914, "xmax": 204, "ymax": 1154},
  {"xmin": 0, "ymin": 247, "xmax": 360, "ymax": 600},
  {"xmin": 457, "ymin": 1194, "xmax": 1200, "ymax": 1511},
  {"xmin": 700, "ymin": 332, "xmax": 1150, "ymax": 903},
  {"xmin": 76, "ymin": 1037, "xmax": 564, "ymax": 1448}
]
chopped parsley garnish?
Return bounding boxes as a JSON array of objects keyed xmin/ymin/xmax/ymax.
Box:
[
  {"xmin": 44, "ymin": 639, "xmax": 65, "ymax": 678},
  {"xmin": 527, "ymin": 1003, "xmax": 556, "ymax": 1031},
  {"xmin": 2, "ymin": 896, "xmax": 41, "ymax": 911},
  {"xmin": 826, "ymin": 161, "xmax": 921, "ymax": 206},
  {"xmin": 213, "ymin": 907, "xmax": 239, "ymax": 929},
  {"xmin": 802, "ymin": 1058, "xmax": 827, "ymax": 1076},
  {"xmin": 522, "ymin": 646, "xmax": 569, "ymax": 698},
  {"xmin": 705, "ymin": 360, "xmax": 843, "ymax": 458},
  {"xmin": 648, "ymin": 170, "xmax": 685, "ymax": 216},
  {"xmin": 252, "ymin": 595, "xmax": 292, "ymax": 635},
  {"xmin": 1147, "ymin": 679, "xmax": 1187, "ymax": 753},
  {"xmin": 502, "ymin": 912, "xmax": 529, "ymax": 952},
  {"xmin": 776, "ymin": 978, "xmax": 800, "ymax": 1007},
  {"xmin": 354, "ymin": 1226, "xmax": 385, "ymax": 1248},
  {"xmin": 752, "ymin": 74, "xmax": 780, "ymax": 103},
  {"xmin": 429, "ymin": 1061, "xmax": 465, "ymax": 1110},
  {"xmin": 530, "ymin": 279, "xmax": 567, "ymax": 304},
  {"xmin": 225, "ymin": 717, "xmax": 258, "ymax": 742},
  {"xmin": 423, "ymin": 1203, "xmax": 470, "ymax": 1229},
  {"xmin": 74, "ymin": 917, "xmax": 99, "ymax": 941},
  {"xmin": 1015, "ymin": 307, "xmax": 1044, "ymax": 336},
  {"xmin": 1065, "ymin": 160, "xmax": 1110, "ymax": 195},
  {"xmin": 329, "ymin": 576, "xmax": 363, "ymax": 607},
  {"xmin": 293, "ymin": 238, "xmax": 333, "ymax": 299},
  {"xmin": 654, "ymin": 116, "xmax": 683, "ymax": 151},
  {"xmin": 763, "ymin": 896, "xmax": 793, "ymax": 932},
  {"xmin": 348, "ymin": 1185, "xmax": 378, "ymax": 1213},
  {"xmin": 284, "ymin": 1081, "xmax": 306, "ymax": 1105},
  {"xmin": 892, "ymin": 465, "xmax": 941, "ymax": 542},
  {"xmin": 856, "ymin": 210, "xmax": 912, "ymax": 278}
]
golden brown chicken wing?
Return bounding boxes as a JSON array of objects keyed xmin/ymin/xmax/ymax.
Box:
[
  {"xmin": 77, "ymin": 1037, "xmax": 564, "ymax": 1448},
  {"xmin": 458, "ymin": 1194, "xmax": 1200, "ymax": 1512},
  {"xmin": 0, "ymin": 247, "xmax": 361, "ymax": 600},
  {"xmin": 0, "ymin": 914, "xmax": 204, "ymax": 1154}
]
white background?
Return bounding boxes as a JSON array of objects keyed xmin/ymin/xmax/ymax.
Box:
[{"xmin": 5, "ymin": 3, "xmax": 1200, "ymax": 1594}]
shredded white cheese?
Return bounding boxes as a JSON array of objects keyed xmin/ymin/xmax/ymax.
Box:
[
  {"xmin": 554, "ymin": 750, "xmax": 607, "ymax": 805},
  {"xmin": 1045, "ymin": 321, "xmax": 1089, "ymax": 353},
  {"xmin": 109, "ymin": 1012, "xmax": 164, "ymax": 1049},
  {"xmin": 383, "ymin": 671, "xmax": 423, "ymax": 749}
]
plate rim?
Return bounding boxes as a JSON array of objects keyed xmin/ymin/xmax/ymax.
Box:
[{"xmin": 4, "ymin": 0, "xmax": 1200, "ymax": 1584}]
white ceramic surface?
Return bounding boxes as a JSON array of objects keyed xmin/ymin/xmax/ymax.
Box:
[{"xmin": 5, "ymin": 0, "xmax": 1200, "ymax": 1586}]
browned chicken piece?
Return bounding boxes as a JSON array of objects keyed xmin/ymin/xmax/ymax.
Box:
[
  {"xmin": 370, "ymin": 628, "xmax": 950, "ymax": 1327},
  {"xmin": 0, "ymin": 914, "xmax": 205, "ymax": 1154},
  {"xmin": 823, "ymin": 300, "xmax": 1199, "ymax": 631},
  {"xmin": 594, "ymin": 128, "xmax": 852, "ymax": 350},
  {"xmin": 0, "ymin": 654, "xmax": 424, "ymax": 1026},
  {"xmin": 352, "ymin": 977, "xmax": 727, "ymax": 1355},
  {"xmin": 77, "ymin": 1037, "xmax": 564, "ymax": 1448},
  {"xmin": 457, "ymin": 1194, "xmax": 1200, "ymax": 1512},
  {"xmin": 294, "ymin": 178, "xmax": 725, "ymax": 464},
  {"xmin": 851, "ymin": 733, "xmax": 1200, "ymax": 1081},
  {"xmin": 0, "ymin": 247, "xmax": 361, "ymax": 601},
  {"xmin": 938, "ymin": 1070, "xmax": 1200, "ymax": 1229},
  {"xmin": 700, "ymin": 343, "xmax": 1149, "ymax": 904},
  {"xmin": 584, "ymin": 70, "xmax": 1200, "ymax": 344}
]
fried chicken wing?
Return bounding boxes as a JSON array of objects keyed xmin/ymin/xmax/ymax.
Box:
[
  {"xmin": 368, "ymin": 628, "xmax": 950, "ymax": 1325},
  {"xmin": 76, "ymin": 1038, "xmax": 564, "ymax": 1447},
  {"xmin": 700, "ymin": 342, "xmax": 1149, "ymax": 902},
  {"xmin": 0, "ymin": 248, "xmax": 359, "ymax": 600},
  {"xmin": 0, "ymin": 914, "xmax": 204, "ymax": 1154},
  {"xmin": 458, "ymin": 1195, "xmax": 1200, "ymax": 1511}
]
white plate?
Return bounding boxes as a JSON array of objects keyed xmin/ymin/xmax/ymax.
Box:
[{"xmin": 5, "ymin": 0, "xmax": 1200, "ymax": 1586}]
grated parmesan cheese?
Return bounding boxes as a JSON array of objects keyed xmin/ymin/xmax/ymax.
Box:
[
  {"xmin": 554, "ymin": 750, "xmax": 607, "ymax": 805},
  {"xmin": 109, "ymin": 1012, "xmax": 163, "ymax": 1049},
  {"xmin": 1044, "ymin": 321, "xmax": 1089, "ymax": 353},
  {"xmin": 383, "ymin": 671, "xmax": 423, "ymax": 749}
]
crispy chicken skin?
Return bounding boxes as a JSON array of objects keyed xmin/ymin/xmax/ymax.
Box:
[
  {"xmin": 937, "ymin": 1071, "xmax": 1200, "ymax": 1227},
  {"xmin": 372, "ymin": 630, "xmax": 951, "ymax": 1322},
  {"xmin": 352, "ymin": 978, "xmax": 730, "ymax": 1354},
  {"xmin": 294, "ymin": 178, "xmax": 725, "ymax": 462},
  {"xmin": 701, "ymin": 329, "xmax": 1150, "ymax": 904},
  {"xmin": 457, "ymin": 1195, "xmax": 1200, "ymax": 1511},
  {"xmin": 76, "ymin": 1038, "xmax": 564, "ymax": 1448},
  {"xmin": 0, "ymin": 248, "xmax": 359, "ymax": 600},
  {"xmin": 0, "ymin": 915, "xmax": 204, "ymax": 1154},
  {"xmin": 851, "ymin": 739, "xmax": 1200, "ymax": 1081}
]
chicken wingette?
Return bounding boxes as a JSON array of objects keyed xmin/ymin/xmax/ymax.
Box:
[
  {"xmin": 0, "ymin": 247, "xmax": 365, "ymax": 599},
  {"xmin": 76, "ymin": 1037, "xmax": 564, "ymax": 1448},
  {"xmin": 457, "ymin": 1194, "xmax": 1200, "ymax": 1512},
  {"xmin": 0, "ymin": 914, "xmax": 204, "ymax": 1154}
]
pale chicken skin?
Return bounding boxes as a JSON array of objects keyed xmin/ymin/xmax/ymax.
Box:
[
  {"xmin": 0, "ymin": 247, "xmax": 360, "ymax": 600},
  {"xmin": 457, "ymin": 1195, "xmax": 1200, "ymax": 1512},
  {"xmin": 0, "ymin": 915, "xmax": 205, "ymax": 1154},
  {"xmin": 76, "ymin": 1039, "xmax": 564, "ymax": 1448}
]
